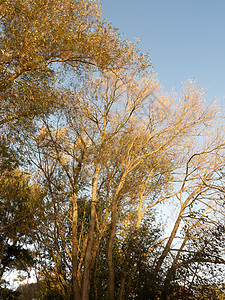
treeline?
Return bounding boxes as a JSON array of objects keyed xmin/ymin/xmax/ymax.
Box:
[{"xmin": 0, "ymin": 1, "xmax": 225, "ymax": 299}]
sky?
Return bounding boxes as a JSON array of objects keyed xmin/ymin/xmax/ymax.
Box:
[{"xmin": 101, "ymin": 0, "xmax": 225, "ymax": 103}]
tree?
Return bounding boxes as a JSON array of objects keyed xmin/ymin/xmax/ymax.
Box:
[
  {"xmin": 0, "ymin": 2, "xmax": 152, "ymax": 298},
  {"xmin": 2, "ymin": 2, "xmax": 225, "ymax": 299},
  {"xmin": 0, "ymin": 138, "xmax": 44, "ymax": 297},
  {"xmin": 20, "ymin": 59, "xmax": 219, "ymax": 300}
]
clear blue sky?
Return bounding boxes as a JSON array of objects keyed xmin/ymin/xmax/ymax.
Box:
[{"xmin": 101, "ymin": 0, "xmax": 225, "ymax": 102}]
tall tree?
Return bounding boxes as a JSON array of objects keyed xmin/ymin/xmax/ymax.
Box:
[
  {"xmin": 0, "ymin": 139, "xmax": 42, "ymax": 283},
  {"xmin": 21, "ymin": 66, "xmax": 219, "ymax": 299},
  {"xmin": 2, "ymin": 2, "xmax": 225, "ymax": 299}
]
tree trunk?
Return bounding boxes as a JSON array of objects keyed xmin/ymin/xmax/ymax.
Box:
[
  {"xmin": 151, "ymin": 208, "xmax": 184, "ymax": 284},
  {"xmin": 119, "ymin": 276, "xmax": 126, "ymax": 300},
  {"xmin": 107, "ymin": 174, "xmax": 127, "ymax": 300},
  {"xmin": 151, "ymin": 188, "xmax": 201, "ymax": 286},
  {"xmin": 107, "ymin": 204, "xmax": 117, "ymax": 300},
  {"xmin": 81, "ymin": 162, "xmax": 100, "ymax": 300},
  {"xmin": 71, "ymin": 193, "xmax": 81, "ymax": 300}
]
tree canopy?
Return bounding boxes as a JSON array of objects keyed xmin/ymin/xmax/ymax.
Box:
[{"xmin": 1, "ymin": 1, "xmax": 225, "ymax": 300}]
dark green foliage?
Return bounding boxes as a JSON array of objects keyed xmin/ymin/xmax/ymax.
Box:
[
  {"xmin": 1, "ymin": 245, "xmax": 33, "ymax": 276},
  {"xmin": 89, "ymin": 217, "xmax": 162, "ymax": 299},
  {"xmin": 0, "ymin": 139, "xmax": 42, "ymax": 281},
  {"xmin": 0, "ymin": 286, "xmax": 20, "ymax": 300}
]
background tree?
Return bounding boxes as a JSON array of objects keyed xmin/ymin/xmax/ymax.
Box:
[{"xmin": 0, "ymin": 138, "xmax": 43, "ymax": 298}]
